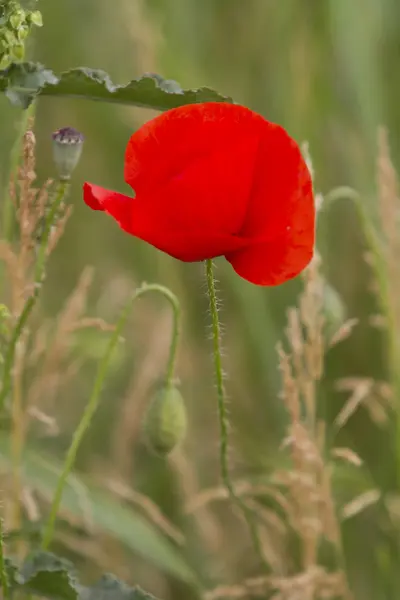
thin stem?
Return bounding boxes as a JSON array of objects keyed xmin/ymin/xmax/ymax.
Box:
[
  {"xmin": 164, "ymin": 289, "xmax": 180, "ymax": 386},
  {"xmin": 11, "ymin": 341, "xmax": 25, "ymax": 547},
  {"xmin": 0, "ymin": 180, "xmax": 69, "ymax": 412},
  {"xmin": 1, "ymin": 103, "xmax": 36, "ymax": 243},
  {"xmin": 0, "ymin": 517, "xmax": 10, "ymax": 600},
  {"xmin": 41, "ymin": 283, "xmax": 180, "ymax": 549},
  {"xmin": 205, "ymin": 259, "xmax": 268, "ymax": 570},
  {"xmin": 324, "ymin": 187, "xmax": 400, "ymax": 486}
]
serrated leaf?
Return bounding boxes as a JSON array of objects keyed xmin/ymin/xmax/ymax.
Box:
[
  {"xmin": 12, "ymin": 553, "xmax": 159, "ymax": 600},
  {"xmin": 19, "ymin": 551, "xmax": 79, "ymax": 600},
  {"xmin": 0, "ymin": 61, "xmax": 233, "ymax": 110},
  {"xmin": 80, "ymin": 575, "xmax": 159, "ymax": 600},
  {"xmin": 3, "ymin": 61, "xmax": 57, "ymax": 108}
]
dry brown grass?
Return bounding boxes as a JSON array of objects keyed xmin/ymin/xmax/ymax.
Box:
[{"xmin": 0, "ymin": 122, "xmax": 114, "ymax": 543}]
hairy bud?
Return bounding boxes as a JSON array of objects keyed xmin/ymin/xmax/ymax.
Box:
[{"xmin": 143, "ymin": 384, "xmax": 187, "ymax": 456}]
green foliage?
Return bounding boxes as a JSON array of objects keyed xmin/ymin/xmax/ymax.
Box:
[
  {"xmin": 0, "ymin": 434, "xmax": 196, "ymax": 584},
  {"xmin": 0, "ymin": 62, "xmax": 233, "ymax": 110},
  {"xmin": 18, "ymin": 552, "xmax": 79, "ymax": 600},
  {"xmin": 0, "ymin": 1, "xmax": 42, "ymax": 68},
  {"xmin": 7, "ymin": 551, "xmax": 159, "ymax": 600},
  {"xmin": 80, "ymin": 575, "xmax": 158, "ymax": 600}
]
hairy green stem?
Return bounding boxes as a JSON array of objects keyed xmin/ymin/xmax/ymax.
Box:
[
  {"xmin": 205, "ymin": 259, "xmax": 268, "ymax": 570},
  {"xmin": 41, "ymin": 283, "xmax": 180, "ymax": 549},
  {"xmin": 0, "ymin": 517, "xmax": 10, "ymax": 600},
  {"xmin": 0, "ymin": 180, "xmax": 69, "ymax": 412}
]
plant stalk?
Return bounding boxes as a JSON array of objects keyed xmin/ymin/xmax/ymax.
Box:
[
  {"xmin": 0, "ymin": 517, "xmax": 10, "ymax": 600},
  {"xmin": 0, "ymin": 180, "xmax": 69, "ymax": 412},
  {"xmin": 41, "ymin": 283, "xmax": 180, "ymax": 549},
  {"xmin": 205, "ymin": 258, "xmax": 268, "ymax": 570}
]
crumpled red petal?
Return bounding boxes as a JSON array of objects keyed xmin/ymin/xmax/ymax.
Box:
[
  {"xmin": 239, "ymin": 121, "xmax": 314, "ymax": 242},
  {"xmin": 83, "ymin": 182, "xmax": 247, "ymax": 261},
  {"xmin": 124, "ymin": 103, "xmax": 263, "ymax": 236},
  {"xmin": 83, "ymin": 183, "xmax": 133, "ymax": 233},
  {"xmin": 226, "ymin": 227, "xmax": 314, "ymax": 286},
  {"xmin": 134, "ymin": 230, "xmax": 246, "ymax": 262}
]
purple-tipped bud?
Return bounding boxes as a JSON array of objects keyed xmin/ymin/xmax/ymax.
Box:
[{"xmin": 52, "ymin": 127, "xmax": 84, "ymax": 181}]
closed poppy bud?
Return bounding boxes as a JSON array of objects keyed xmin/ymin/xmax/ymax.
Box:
[
  {"xmin": 143, "ymin": 385, "xmax": 187, "ymax": 456},
  {"xmin": 52, "ymin": 127, "xmax": 84, "ymax": 181}
]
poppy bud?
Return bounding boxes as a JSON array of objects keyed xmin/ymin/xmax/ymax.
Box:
[
  {"xmin": 143, "ymin": 384, "xmax": 187, "ymax": 456},
  {"xmin": 52, "ymin": 127, "xmax": 84, "ymax": 181}
]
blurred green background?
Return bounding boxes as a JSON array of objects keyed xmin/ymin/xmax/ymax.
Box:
[{"xmin": 1, "ymin": 1, "xmax": 400, "ymax": 599}]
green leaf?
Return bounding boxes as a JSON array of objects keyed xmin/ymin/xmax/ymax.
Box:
[
  {"xmin": 0, "ymin": 61, "xmax": 233, "ymax": 110},
  {"xmin": 0, "ymin": 434, "xmax": 197, "ymax": 586},
  {"xmin": 12, "ymin": 552, "xmax": 160, "ymax": 600},
  {"xmin": 19, "ymin": 551, "xmax": 79, "ymax": 600},
  {"xmin": 80, "ymin": 575, "xmax": 159, "ymax": 600},
  {"xmin": 9, "ymin": 42, "xmax": 24, "ymax": 62},
  {"xmin": 16, "ymin": 23, "xmax": 30, "ymax": 41},
  {"xmin": 9, "ymin": 9, "xmax": 26, "ymax": 30},
  {"xmin": 4, "ymin": 557, "xmax": 19, "ymax": 587},
  {"xmin": 3, "ymin": 62, "xmax": 57, "ymax": 108},
  {"xmin": 28, "ymin": 10, "xmax": 43, "ymax": 27}
]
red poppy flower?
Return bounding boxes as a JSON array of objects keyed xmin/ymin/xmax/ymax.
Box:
[{"xmin": 83, "ymin": 102, "xmax": 314, "ymax": 285}]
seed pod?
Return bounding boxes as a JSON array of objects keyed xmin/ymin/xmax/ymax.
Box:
[
  {"xmin": 143, "ymin": 385, "xmax": 187, "ymax": 456},
  {"xmin": 52, "ymin": 127, "xmax": 84, "ymax": 180}
]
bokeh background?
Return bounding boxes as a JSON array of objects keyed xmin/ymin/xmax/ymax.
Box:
[{"xmin": 1, "ymin": 1, "xmax": 400, "ymax": 599}]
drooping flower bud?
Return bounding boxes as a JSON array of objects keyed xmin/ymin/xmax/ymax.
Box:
[
  {"xmin": 52, "ymin": 127, "xmax": 84, "ymax": 181},
  {"xmin": 143, "ymin": 384, "xmax": 187, "ymax": 456}
]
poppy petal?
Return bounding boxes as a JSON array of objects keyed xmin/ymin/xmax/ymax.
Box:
[
  {"xmin": 132, "ymin": 229, "xmax": 246, "ymax": 262},
  {"xmin": 226, "ymin": 226, "xmax": 315, "ymax": 286},
  {"xmin": 124, "ymin": 103, "xmax": 264, "ymax": 235},
  {"xmin": 83, "ymin": 183, "xmax": 133, "ymax": 233},
  {"xmin": 240, "ymin": 122, "xmax": 314, "ymax": 242},
  {"xmin": 83, "ymin": 182, "xmax": 246, "ymax": 262}
]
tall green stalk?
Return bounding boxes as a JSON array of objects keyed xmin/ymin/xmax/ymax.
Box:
[
  {"xmin": 323, "ymin": 187, "xmax": 400, "ymax": 487},
  {"xmin": 0, "ymin": 517, "xmax": 10, "ymax": 600}
]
